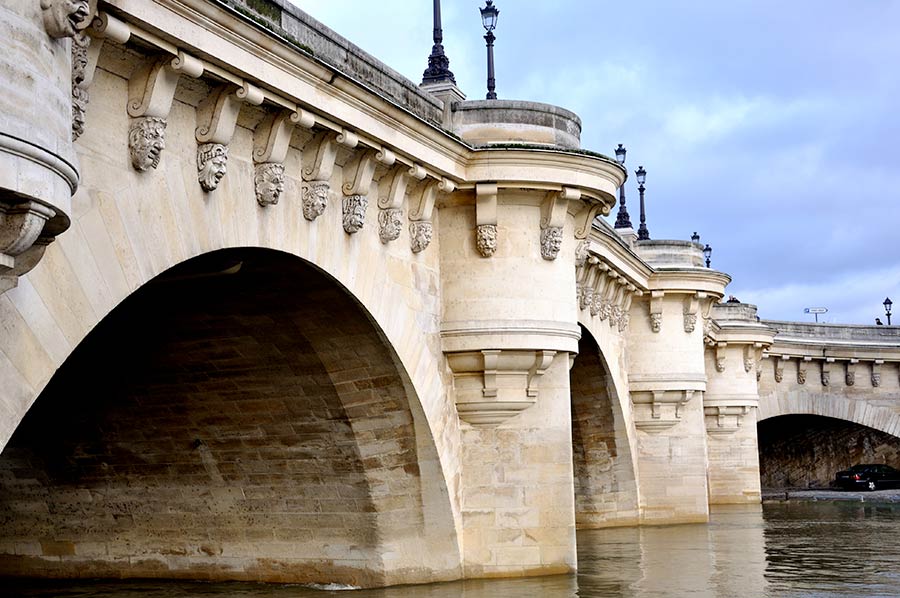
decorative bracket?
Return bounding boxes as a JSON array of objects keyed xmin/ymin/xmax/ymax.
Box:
[
  {"xmin": 632, "ymin": 389, "xmax": 696, "ymax": 431},
  {"xmin": 822, "ymin": 358, "xmax": 834, "ymax": 386},
  {"xmin": 475, "ymin": 183, "xmax": 498, "ymax": 257},
  {"xmin": 342, "ymin": 150, "xmax": 378, "ymax": 197},
  {"xmin": 195, "ymin": 85, "xmax": 243, "ymax": 145},
  {"xmin": 573, "ymin": 201, "xmax": 604, "ymax": 240},
  {"xmin": 649, "ymin": 291, "xmax": 664, "ymax": 333},
  {"xmin": 715, "ymin": 342, "xmax": 728, "ymax": 372},
  {"xmin": 684, "ymin": 292, "xmax": 704, "ymax": 333},
  {"xmin": 253, "ymin": 110, "xmax": 294, "ymax": 165},
  {"xmin": 128, "ymin": 56, "xmax": 183, "ymax": 119},
  {"xmin": 872, "ymin": 360, "xmax": 883, "ymax": 387},
  {"xmin": 846, "ymin": 359, "xmax": 858, "ymax": 387},
  {"xmin": 84, "ymin": 13, "xmax": 131, "ymax": 88},
  {"xmin": 302, "ymin": 130, "xmax": 356, "ymax": 182},
  {"xmin": 446, "ymin": 349, "xmax": 558, "ymax": 426},
  {"xmin": 704, "ymin": 405, "xmax": 752, "ymax": 434}
]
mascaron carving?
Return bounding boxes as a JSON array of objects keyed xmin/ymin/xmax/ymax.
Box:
[
  {"xmin": 302, "ymin": 181, "xmax": 329, "ymax": 221},
  {"xmin": 797, "ymin": 369, "xmax": 807, "ymax": 385},
  {"xmin": 129, "ymin": 117, "xmax": 166, "ymax": 171},
  {"xmin": 41, "ymin": 0, "xmax": 89, "ymax": 38},
  {"xmin": 574, "ymin": 239, "xmax": 589, "ymax": 267},
  {"xmin": 650, "ymin": 313, "xmax": 662, "ymax": 333},
  {"xmin": 378, "ymin": 208, "xmax": 403, "ymax": 244},
  {"xmin": 254, "ymin": 162, "xmax": 284, "ymax": 206},
  {"xmin": 846, "ymin": 371, "xmax": 856, "ymax": 387},
  {"xmin": 872, "ymin": 372, "xmax": 882, "ymax": 388},
  {"xmin": 71, "ymin": 33, "xmax": 90, "ymax": 141},
  {"xmin": 342, "ymin": 194, "xmax": 368, "ymax": 234},
  {"xmin": 540, "ymin": 226, "xmax": 563, "ymax": 261},
  {"xmin": 822, "ymin": 370, "xmax": 831, "ymax": 387},
  {"xmin": 476, "ymin": 224, "xmax": 497, "ymax": 257},
  {"xmin": 410, "ymin": 221, "xmax": 433, "ymax": 253},
  {"xmin": 684, "ymin": 313, "xmax": 698, "ymax": 334},
  {"xmin": 197, "ymin": 143, "xmax": 228, "ymax": 192}
]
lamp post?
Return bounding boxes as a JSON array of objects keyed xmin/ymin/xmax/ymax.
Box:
[
  {"xmin": 480, "ymin": 0, "xmax": 499, "ymax": 100},
  {"xmin": 422, "ymin": 0, "xmax": 456, "ymax": 85},
  {"xmin": 613, "ymin": 144, "xmax": 632, "ymax": 229},
  {"xmin": 703, "ymin": 244, "xmax": 712, "ymax": 268},
  {"xmin": 635, "ymin": 166, "xmax": 649, "ymax": 240},
  {"xmin": 885, "ymin": 297, "xmax": 893, "ymax": 325}
]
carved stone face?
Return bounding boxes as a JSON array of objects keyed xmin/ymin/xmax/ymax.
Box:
[
  {"xmin": 410, "ymin": 220, "xmax": 433, "ymax": 253},
  {"xmin": 302, "ymin": 181, "xmax": 329, "ymax": 221},
  {"xmin": 129, "ymin": 117, "xmax": 166, "ymax": 171},
  {"xmin": 254, "ymin": 162, "xmax": 285, "ymax": 206},
  {"xmin": 42, "ymin": 0, "xmax": 90, "ymax": 38},
  {"xmin": 540, "ymin": 226, "xmax": 563, "ymax": 260},
  {"xmin": 378, "ymin": 208, "xmax": 403, "ymax": 244},
  {"xmin": 476, "ymin": 224, "xmax": 497, "ymax": 257},
  {"xmin": 342, "ymin": 195, "xmax": 368, "ymax": 234},
  {"xmin": 197, "ymin": 143, "xmax": 228, "ymax": 192},
  {"xmin": 72, "ymin": 85, "xmax": 88, "ymax": 141}
]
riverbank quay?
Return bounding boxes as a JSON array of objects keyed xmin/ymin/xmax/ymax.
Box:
[{"xmin": 763, "ymin": 489, "xmax": 900, "ymax": 503}]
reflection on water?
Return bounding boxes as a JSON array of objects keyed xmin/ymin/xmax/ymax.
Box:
[{"xmin": 6, "ymin": 502, "xmax": 900, "ymax": 597}]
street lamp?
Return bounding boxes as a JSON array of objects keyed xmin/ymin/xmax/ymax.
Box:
[
  {"xmin": 635, "ymin": 165, "xmax": 649, "ymax": 240},
  {"xmin": 480, "ymin": 0, "xmax": 499, "ymax": 100},
  {"xmin": 422, "ymin": 0, "xmax": 456, "ymax": 85},
  {"xmin": 885, "ymin": 297, "xmax": 893, "ymax": 325},
  {"xmin": 614, "ymin": 144, "xmax": 632, "ymax": 229},
  {"xmin": 691, "ymin": 232, "xmax": 700, "ymax": 243},
  {"xmin": 703, "ymin": 244, "xmax": 712, "ymax": 268}
]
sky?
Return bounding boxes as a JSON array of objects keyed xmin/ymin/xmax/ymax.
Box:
[{"xmin": 289, "ymin": 0, "xmax": 900, "ymax": 324}]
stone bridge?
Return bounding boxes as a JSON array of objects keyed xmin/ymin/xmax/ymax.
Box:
[{"xmin": 0, "ymin": 0, "xmax": 898, "ymax": 588}]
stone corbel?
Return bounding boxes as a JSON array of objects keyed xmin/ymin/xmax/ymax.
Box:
[
  {"xmin": 632, "ymin": 389, "xmax": 696, "ymax": 431},
  {"xmin": 377, "ymin": 165, "xmax": 410, "ymax": 244},
  {"xmin": 475, "ymin": 183, "xmax": 498, "ymax": 257},
  {"xmin": 85, "ymin": 13, "xmax": 131, "ymax": 87},
  {"xmin": 540, "ymin": 188, "xmax": 576, "ymax": 261},
  {"xmin": 714, "ymin": 342, "xmax": 728, "ymax": 372},
  {"xmin": 590, "ymin": 266, "xmax": 612, "ymax": 317},
  {"xmin": 649, "ymin": 291, "xmax": 664, "ymax": 333},
  {"xmin": 340, "ymin": 147, "xmax": 378, "ymax": 235},
  {"xmin": 743, "ymin": 345, "xmax": 755, "ymax": 373},
  {"xmin": 575, "ymin": 256, "xmax": 595, "ymax": 310},
  {"xmin": 573, "ymin": 201, "xmax": 608, "ymax": 240},
  {"xmin": 774, "ymin": 355, "xmax": 790, "ymax": 383},
  {"xmin": 574, "ymin": 239, "xmax": 589, "ymax": 268},
  {"xmin": 608, "ymin": 280, "xmax": 627, "ymax": 329},
  {"xmin": 822, "ymin": 358, "xmax": 834, "ymax": 387},
  {"xmin": 619, "ymin": 284, "xmax": 639, "ymax": 332},
  {"xmin": 252, "ymin": 110, "xmax": 295, "ymax": 207},
  {"xmin": 797, "ymin": 356, "xmax": 811, "ymax": 385},
  {"xmin": 301, "ymin": 131, "xmax": 349, "ymax": 220},
  {"xmin": 194, "ymin": 84, "xmax": 244, "ymax": 192},
  {"xmin": 872, "ymin": 360, "xmax": 883, "ymax": 388},
  {"xmin": 0, "ymin": 202, "xmax": 58, "ymax": 289},
  {"xmin": 846, "ymin": 359, "xmax": 858, "ymax": 387},
  {"xmin": 683, "ymin": 293, "xmax": 704, "ymax": 334},
  {"xmin": 127, "ymin": 54, "xmax": 200, "ymax": 171},
  {"xmin": 704, "ymin": 405, "xmax": 752, "ymax": 434},
  {"xmin": 446, "ymin": 349, "xmax": 558, "ymax": 426},
  {"xmin": 408, "ymin": 176, "xmax": 452, "ymax": 253},
  {"xmin": 578, "ymin": 258, "xmax": 599, "ymax": 311}
]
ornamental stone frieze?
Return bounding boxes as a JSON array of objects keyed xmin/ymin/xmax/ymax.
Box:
[{"xmin": 574, "ymin": 253, "xmax": 644, "ymax": 333}]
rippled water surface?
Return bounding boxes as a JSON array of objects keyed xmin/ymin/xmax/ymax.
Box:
[{"xmin": 7, "ymin": 502, "xmax": 900, "ymax": 597}]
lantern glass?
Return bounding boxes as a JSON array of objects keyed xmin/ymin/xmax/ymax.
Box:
[
  {"xmin": 615, "ymin": 144, "xmax": 626, "ymax": 164},
  {"xmin": 703, "ymin": 244, "xmax": 712, "ymax": 260},
  {"xmin": 481, "ymin": 1, "xmax": 499, "ymax": 32},
  {"xmin": 635, "ymin": 166, "xmax": 647, "ymax": 185},
  {"xmin": 885, "ymin": 297, "xmax": 893, "ymax": 314}
]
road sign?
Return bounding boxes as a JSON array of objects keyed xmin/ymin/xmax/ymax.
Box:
[{"xmin": 804, "ymin": 307, "xmax": 828, "ymax": 322}]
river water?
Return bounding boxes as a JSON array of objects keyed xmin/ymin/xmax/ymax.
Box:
[{"xmin": 7, "ymin": 502, "xmax": 900, "ymax": 597}]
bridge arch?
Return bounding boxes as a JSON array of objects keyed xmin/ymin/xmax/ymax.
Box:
[
  {"xmin": 571, "ymin": 322, "xmax": 640, "ymax": 527},
  {"xmin": 0, "ymin": 118, "xmax": 461, "ymax": 585},
  {"xmin": 758, "ymin": 392, "xmax": 900, "ymax": 439}
]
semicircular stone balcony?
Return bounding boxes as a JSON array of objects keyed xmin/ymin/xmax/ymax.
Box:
[{"xmin": 450, "ymin": 99, "xmax": 582, "ymax": 149}]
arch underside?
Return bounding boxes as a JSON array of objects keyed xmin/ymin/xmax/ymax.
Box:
[
  {"xmin": 758, "ymin": 392, "xmax": 900, "ymax": 440},
  {"xmin": 570, "ymin": 325, "xmax": 639, "ymax": 528},
  {"xmin": 0, "ymin": 249, "xmax": 460, "ymax": 587}
]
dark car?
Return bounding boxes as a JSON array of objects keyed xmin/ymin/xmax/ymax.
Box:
[{"xmin": 835, "ymin": 464, "xmax": 900, "ymax": 491}]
